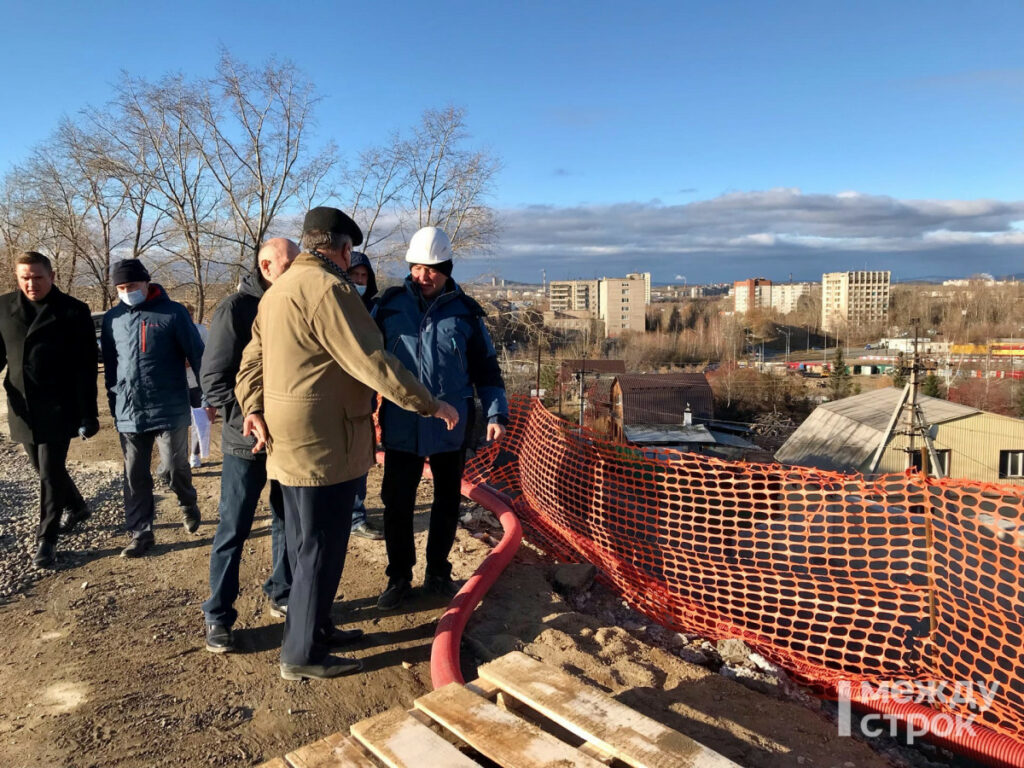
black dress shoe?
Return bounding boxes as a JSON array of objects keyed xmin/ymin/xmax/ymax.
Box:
[
  {"xmin": 121, "ymin": 530, "xmax": 155, "ymax": 558},
  {"xmin": 319, "ymin": 626, "xmax": 365, "ymax": 648},
  {"xmin": 280, "ymin": 654, "xmax": 363, "ymax": 680},
  {"xmin": 423, "ymin": 573, "xmax": 460, "ymax": 598},
  {"xmin": 376, "ymin": 579, "xmax": 411, "ymax": 610},
  {"xmin": 181, "ymin": 505, "xmax": 201, "ymax": 534},
  {"xmin": 33, "ymin": 541, "xmax": 56, "ymax": 568},
  {"xmin": 59, "ymin": 506, "xmax": 91, "ymax": 533},
  {"xmin": 205, "ymin": 624, "xmax": 235, "ymax": 653}
]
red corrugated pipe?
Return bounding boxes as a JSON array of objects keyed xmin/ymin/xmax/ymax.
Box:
[
  {"xmin": 848, "ymin": 695, "xmax": 1024, "ymax": 768},
  {"xmin": 430, "ymin": 480, "xmax": 521, "ymax": 688}
]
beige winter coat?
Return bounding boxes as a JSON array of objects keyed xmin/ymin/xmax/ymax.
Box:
[{"xmin": 235, "ymin": 252, "xmax": 439, "ymax": 486}]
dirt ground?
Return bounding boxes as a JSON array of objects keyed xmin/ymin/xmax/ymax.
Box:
[{"xmin": 0, "ymin": 397, "xmax": 905, "ymax": 768}]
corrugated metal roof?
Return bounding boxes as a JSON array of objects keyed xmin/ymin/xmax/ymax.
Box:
[
  {"xmin": 624, "ymin": 424, "xmax": 716, "ymax": 444},
  {"xmin": 560, "ymin": 359, "xmax": 627, "ymax": 375},
  {"xmin": 817, "ymin": 387, "xmax": 978, "ymax": 432},
  {"xmin": 613, "ymin": 373, "xmax": 714, "ymax": 424},
  {"xmin": 775, "ymin": 387, "xmax": 980, "ymax": 471}
]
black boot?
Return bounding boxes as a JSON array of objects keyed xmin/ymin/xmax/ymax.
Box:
[{"xmin": 33, "ymin": 541, "xmax": 56, "ymax": 568}]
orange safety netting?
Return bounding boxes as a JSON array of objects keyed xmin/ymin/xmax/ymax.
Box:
[{"xmin": 464, "ymin": 396, "xmax": 1024, "ymax": 745}]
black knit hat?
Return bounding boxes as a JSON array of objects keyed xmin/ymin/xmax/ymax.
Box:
[
  {"xmin": 303, "ymin": 206, "xmax": 364, "ymax": 247},
  {"xmin": 110, "ymin": 259, "xmax": 151, "ymax": 285}
]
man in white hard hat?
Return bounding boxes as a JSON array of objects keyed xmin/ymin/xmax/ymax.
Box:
[{"xmin": 373, "ymin": 226, "xmax": 508, "ymax": 610}]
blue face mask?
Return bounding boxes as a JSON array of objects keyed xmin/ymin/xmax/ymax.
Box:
[
  {"xmin": 354, "ymin": 284, "xmax": 367, "ymax": 297},
  {"xmin": 119, "ymin": 288, "xmax": 147, "ymax": 307}
]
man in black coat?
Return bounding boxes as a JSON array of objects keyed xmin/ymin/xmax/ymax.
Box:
[
  {"xmin": 200, "ymin": 238, "xmax": 298, "ymax": 653},
  {"xmin": 0, "ymin": 251, "xmax": 99, "ymax": 568}
]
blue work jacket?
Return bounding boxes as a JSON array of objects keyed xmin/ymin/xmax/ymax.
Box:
[{"xmin": 374, "ymin": 277, "xmax": 507, "ymax": 456}]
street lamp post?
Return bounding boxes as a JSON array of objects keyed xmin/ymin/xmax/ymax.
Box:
[{"xmin": 780, "ymin": 328, "xmax": 792, "ymax": 365}]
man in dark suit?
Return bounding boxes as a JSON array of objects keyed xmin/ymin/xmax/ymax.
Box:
[{"xmin": 0, "ymin": 251, "xmax": 99, "ymax": 568}]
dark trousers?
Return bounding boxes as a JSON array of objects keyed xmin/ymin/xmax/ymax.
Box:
[
  {"xmin": 25, "ymin": 438, "xmax": 85, "ymax": 544},
  {"xmin": 351, "ymin": 473, "xmax": 368, "ymax": 526},
  {"xmin": 280, "ymin": 479, "xmax": 357, "ymax": 666},
  {"xmin": 381, "ymin": 448, "xmax": 466, "ymax": 584},
  {"xmin": 119, "ymin": 426, "xmax": 197, "ymax": 533},
  {"xmin": 202, "ymin": 453, "xmax": 291, "ymax": 628}
]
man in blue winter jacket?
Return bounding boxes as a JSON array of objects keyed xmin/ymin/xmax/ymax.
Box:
[
  {"xmin": 373, "ymin": 227, "xmax": 509, "ymax": 610},
  {"xmin": 101, "ymin": 259, "xmax": 207, "ymax": 558}
]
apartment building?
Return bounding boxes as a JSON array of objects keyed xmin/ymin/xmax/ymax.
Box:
[
  {"xmin": 821, "ymin": 270, "xmax": 891, "ymax": 332},
  {"xmin": 733, "ymin": 278, "xmax": 818, "ymax": 315},
  {"xmin": 626, "ymin": 272, "xmax": 652, "ymax": 305},
  {"xmin": 599, "ymin": 277, "xmax": 647, "ymax": 337},
  {"xmin": 549, "ymin": 279, "xmax": 599, "ymax": 312},
  {"xmin": 547, "ymin": 274, "xmax": 649, "ymax": 338},
  {"xmin": 733, "ymin": 278, "xmax": 772, "ymax": 313}
]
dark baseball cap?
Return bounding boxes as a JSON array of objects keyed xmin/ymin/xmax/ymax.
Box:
[{"xmin": 302, "ymin": 206, "xmax": 363, "ymax": 247}]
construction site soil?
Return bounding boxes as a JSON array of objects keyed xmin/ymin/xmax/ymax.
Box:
[{"xmin": 0, "ymin": 385, "xmax": 977, "ymax": 768}]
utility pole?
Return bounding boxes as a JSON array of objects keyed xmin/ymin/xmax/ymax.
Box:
[
  {"xmin": 578, "ymin": 351, "xmax": 587, "ymax": 427},
  {"xmin": 868, "ymin": 318, "xmax": 945, "ymax": 476}
]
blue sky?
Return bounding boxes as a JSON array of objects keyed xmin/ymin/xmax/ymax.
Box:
[{"xmin": 2, "ymin": 0, "xmax": 1022, "ymax": 283}]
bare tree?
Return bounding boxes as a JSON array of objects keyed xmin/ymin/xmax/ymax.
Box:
[
  {"xmin": 187, "ymin": 52, "xmax": 337, "ymax": 269},
  {"xmin": 103, "ymin": 73, "xmax": 227, "ymax": 319},
  {"xmin": 345, "ymin": 139, "xmax": 408, "ymax": 270},
  {"xmin": 399, "ymin": 106, "xmax": 500, "ymax": 256}
]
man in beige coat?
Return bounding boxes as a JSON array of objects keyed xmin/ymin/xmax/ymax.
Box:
[{"xmin": 235, "ymin": 207, "xmax": 457, "ymax": 680}]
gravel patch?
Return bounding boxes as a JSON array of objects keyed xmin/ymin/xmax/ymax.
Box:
[{"xmin": 0, "ymin": 436, "xmax": 123, "ymax": 603}]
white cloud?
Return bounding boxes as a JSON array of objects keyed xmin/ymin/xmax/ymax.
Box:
[{"xmin": 489, "ymin": 189, "xmax": 1024, "ymax": 282}]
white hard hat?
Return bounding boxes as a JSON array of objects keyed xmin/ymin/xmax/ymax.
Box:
[{"xmin": 405, "ymin": 227, "xmax": 453, "ymax": 266}]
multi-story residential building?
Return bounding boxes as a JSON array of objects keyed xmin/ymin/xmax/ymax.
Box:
[
  {"xmin": 599, "ymin": 277, "xmax": 647, "ymax": 337},
  {"xmin": 821, "ymin": 270, "xmax": 890, "ymax": 332},
  {"xmin": 549, "ymin": 279, "xmax": 599, "ymax": 313},
  {"xmin": 733, "ymin": 278, "xmax": 819, "ymax": 315},
  {"xmin": 733, "ymin": 278, "xmax": 772, "ymax": 313},
  {"xmin": 626, "ymin": 272, "xmax": 652, "ymax": 305},
  {"xmin": 547, "ymin": 274, "xmax": 649, "ymax": 338}
]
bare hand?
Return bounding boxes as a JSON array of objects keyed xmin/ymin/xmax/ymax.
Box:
[
  {"xmin": 243, "ymin": 413, "xmax": 269, "ymax": 453},
  {"xmin": 204, "ymin": 406, "xmax": 218, "ymax": 423},
  {"xmin": 433, "ymin": 401, "xmax": 460, "ymax": 431},
  {"xmin": 486, "ymin": 422, "xmax": 506, "ymax": 442}
]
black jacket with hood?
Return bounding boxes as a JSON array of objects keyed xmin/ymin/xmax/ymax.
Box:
[{"xmin": 200, "ymin": 270, "xmax": 268, "ymax": 459}]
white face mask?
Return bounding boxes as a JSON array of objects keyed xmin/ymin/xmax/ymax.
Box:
[
  {"xmin": 354, "ymin": 284, "xmax": 367, "ymax": 297},
  {"xmin": 119, "ymin": 289, "xmax": 147, "ymax": 307}
]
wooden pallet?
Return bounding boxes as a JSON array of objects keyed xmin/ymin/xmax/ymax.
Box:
[{"xmin": 258, "ymin": 651, "xmax": 740, "ymax": 768}]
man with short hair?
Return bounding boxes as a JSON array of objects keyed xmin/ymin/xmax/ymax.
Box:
[
  {"xmin": 374, "ymin": 227, "xmax": 508, "ymax": 610},
  {"xmin": 201, "ymin": 238, "xmax": 299, "ymax": 653},
  {"xmin": 101, "ymin": 259, "xmax": 206, "ymax": 558},
  {"xmin": 235, "ymin": 207, "xmax": 458, "ymax": 680},
  {"xmin": 0, "ymin": 252, "xmax": 98, "ymax": 568}
]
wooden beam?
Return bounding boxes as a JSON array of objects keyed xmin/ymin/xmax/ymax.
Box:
[
  {"xmin": 478, "ymin": 652, "xmax": 740, "ymax": 768},
  {"xmin": 351, "ymin": 707, "xmax": 480, "ymax": 768},
  {"xmin": 415, "ymin": 682, "xmax": 606, "ymax": 768}
]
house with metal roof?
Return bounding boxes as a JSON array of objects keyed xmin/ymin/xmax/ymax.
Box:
[
  {"xmin": 774, "ymin": 387, "xmax": 1024, "ymax": 485},
  {"xmin": 607, "ymin": 373, "xmax": 759, "ymax": 458}
]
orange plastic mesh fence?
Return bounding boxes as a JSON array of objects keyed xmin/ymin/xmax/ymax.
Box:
[{"xmin": 463, "ymin": 397, "xmax": 1024, "ymax": 744}]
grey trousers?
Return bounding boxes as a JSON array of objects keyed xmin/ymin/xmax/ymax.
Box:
[{"xmin": 119, "ymin": 426, "xmax": 198, "ymax": 534}]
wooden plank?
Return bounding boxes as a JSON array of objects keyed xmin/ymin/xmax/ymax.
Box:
[
  {"xmin": 255, "ymin": 759, "xmax": 289, "ymax": 768},
  {"xmin": 285, "ymin": 731, "xmax": 376, "ymax": 768},
  {"xmin": 332, "ymin": 736, "xmax": 381, "ymax": 767},
  {"xmin": 415, "ymin": 683, "xmax": 606, "ymax": 768},
  {"xmin": 351, "ymin": 707, "xmax": 480, "ymax": 768},
  {"xmin": 479, "ymin": 651, "xmax": 740, "ymax": 768}
]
